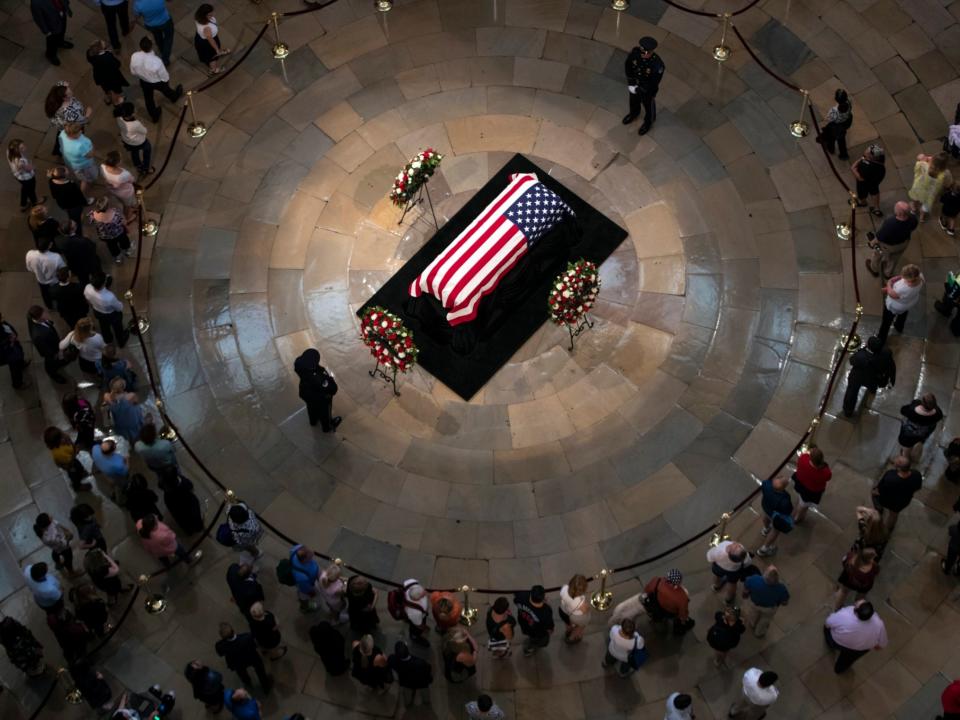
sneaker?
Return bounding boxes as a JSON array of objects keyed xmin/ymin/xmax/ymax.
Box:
[
  {"xmin": 756, "ymin": 545, "xmax": 777, "ymax": 557},
  {"xmin": 522, "ymin": 646, "xmax": 536, "ymax": 657},
  {"xmin": 760, "ymin": 525, "xmax": 770, "ymax": 537},
  {"xmin": 124, "ymin": 248, "xmax": 134, "ymax": 257},
  {"xmin": 114, "ymin": 256, "xmax": 123, "ymax": 264},
  {"xmin": 940, "ymin": 216, "xmax": 948, "ymax": 232}
]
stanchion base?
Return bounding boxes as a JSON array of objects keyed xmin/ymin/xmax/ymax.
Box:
[
  {"xmin": 460, "ymin": 608, "xmax": 478, "ymax": 626},
  {"xmin": 375, "ymin": 0, "xmax": 393, "ymax": 11},
  {"xmin": 836, "ymin": 223, "xmax": 852, "ymax": 240},
  {"xmin": 789, "ymin": 120, "xmax": 809, "ymax": 138},
  {"xmin": 713, "ymin": 45, "xmax": 731, "ymax": 62},
  {"xmin": 65, "ymin": 688, "xmax": 84, "ymax": 705},
  {"xmin": 159, "ymin": 425, "xmax": 178, "ymax": 442},
  {"xmin": 590, "ymin": 590, "xmax": 613, "ymax": 611},
  {"xmin": 272, "ymin": 43, "xmax": 290, "ymax": 60},
  {"xmin": 188, "ymin": 122, "xmax": 208, "ymax": 139},
  {"xmin": 611, "ymin": 0, "xmax": 629, "ymax": 10},
  {"xmin": 144, "ymin": 593, "xmax": 168, "ymax": 614}
]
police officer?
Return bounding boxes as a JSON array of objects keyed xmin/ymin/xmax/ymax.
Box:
[
  {"xmin": 623, "ymin": 36, "xmax": 665, "ymax": 136},
  {"xmin": 293, "ymin": 348, "xmax": 341, "ymax": 432}
]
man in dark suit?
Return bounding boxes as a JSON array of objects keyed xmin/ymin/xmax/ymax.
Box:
[
  {"xmin": 30, "ymin": 0, "xmax": 73, "ymax": 66},
  {"xmin": 214, "ymin": 623, "xmax": 272, "ymax": 692},
  {"xmin": 842, "ymin": 335, "xmax": 896, "ymax": 417},
  {"xmin": 293, "ymin": 348, "xmax": 341, "ymax": 432},
  {"xmin": 387, "ymin": 641, "xmax": 432, "ymax": 706},
  {"xmin": 0, "ymin": 313, "xmax": 29, "ymax": 388},
  {"xmin": 58, "ymin": 222, "xmax": 102, "ymax": 286},
  {"xmin": 27, "ymin": 305, "xmax": 67, "ymax": 383},
  {"xmin": 225, "ymin": 563, "xmax": 264, "ymax": 621},
  {"xmin": 51, "ymin": 267, "xmax": 89, "ymax": 332}
]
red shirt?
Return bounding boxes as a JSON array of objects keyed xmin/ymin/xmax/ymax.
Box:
[
  {"xmin": 795, "ymin": 453, "xmax": 832, "ymax": 493},
  {"xmin": 943, "ymin": 680, "xmax": 960, "ymax": 713},
  {"xmin": 644, "ymin": 577, "xmax": 689, "ymax": 621}
]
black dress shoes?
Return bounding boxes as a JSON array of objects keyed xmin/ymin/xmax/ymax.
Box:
[{"xmin": 622, "ymin": 114, "xmax": 636, "ymax": 125}]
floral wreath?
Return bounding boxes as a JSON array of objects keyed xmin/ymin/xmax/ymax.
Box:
[
  {"xmin": 360, "ymin": 306, "xmax": 419, "ymax": 374},
  {"xmin": 548, "ymin": 259, "xmax": 600, "ymax": 326},
  {"xmin": 390, "ymin": 148, "xmax": 444, "ymax": 207}
]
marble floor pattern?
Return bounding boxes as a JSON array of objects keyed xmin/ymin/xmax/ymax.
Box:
[{"xmin": 0, "ymin": 0, "xmax": 960, "ymax": 717}]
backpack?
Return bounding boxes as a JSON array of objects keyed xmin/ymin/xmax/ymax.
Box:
[
  {"xmin": 387, "ymin": 581, "xmax": 419, "ymax": 621},
  {"xmin": 641, "ymin": 578, "xmax": 665, "ymax": 618},
  {"xmin": 276, "ymin": 558, "xmax": 296, "ymax": 586},
  {"xmin": 215, "ymin": 523, "xmax": 235, "ymax": 547}
]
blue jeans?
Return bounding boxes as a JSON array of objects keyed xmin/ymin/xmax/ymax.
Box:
[{"xmin": 147, "ymin": 18, "xmax": 175, "ymax": 66}]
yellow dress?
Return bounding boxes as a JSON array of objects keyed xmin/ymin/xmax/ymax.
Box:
[{"xmin": 909, "ymin": 161, "xmax": 952, "ymax": 210}]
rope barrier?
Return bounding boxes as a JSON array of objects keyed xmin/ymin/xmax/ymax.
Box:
[
  {"xmin": 195, "ymin": 23, "xmax": 271, "ymax": 93},
  {"xmin": 731, "ymin": 25, "xmax": 801, "ymax": 92},
  {"xmin": 143, "ymin": 104, "xmax": 188, "ymax": 193}
]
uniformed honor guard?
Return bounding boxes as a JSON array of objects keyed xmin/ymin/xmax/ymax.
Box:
[
  {"xmin": 623, "ymin": 36, "xmax": 665, "ymax": 136},
  {"xmin": 294, "ymin": 348, "xmax": 342, "ymax": 433}
]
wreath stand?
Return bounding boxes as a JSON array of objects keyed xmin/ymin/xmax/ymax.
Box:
[
  {"xmin": 564, "ymin": 313, "xmax": 595, "ymax": 351},
  {"xmin": 398, "ymin": 177, "xmax": 439, "ymax": 229},
  {"xmin": 369, "ymin": 359, "xmax": 400, "ymax": 396}
]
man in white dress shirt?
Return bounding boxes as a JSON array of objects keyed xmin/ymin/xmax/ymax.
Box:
[
  {"xmin": 728, "ymin": 668, "xmax": 779, "ymax": 719},
  {"xmin": 129, "ymin": 35, "xmax": 182, "ymax": 122},
  {"xmin": 25, "ymin": 238, "xmax": 66, "ymax": 310},
  {"xmin": 824, "ymin": 599, "xmax": 888, "ymax": 673},
  {"xmin": 84, "ymin": 271, "xmax": 128, "ymax": 347}
]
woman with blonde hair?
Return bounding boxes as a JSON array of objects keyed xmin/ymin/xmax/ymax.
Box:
[
  {"xmin": 8, "ymin": 139, "xmax": 42, "ymax": 210},
  {"xmin": 319, "ymin": 563, "xmax": 347, "ymax": 623},
  {"xmin": 441, "ymin": 626, "xmax": 478, "ymax": 683},
  {"xmin": 909, "ymin": 152, "xmax": 953, "ymax": 222},
  {"xmin": 100, "ymin": 151, "xmax": 137, "ymax": 222},
  {"xmin": 104, "ymin": 376, "xmax": 144, "ymax": 445},
  {"xmin": 248, "ymin": 602, "xmax": 287, "ymax": 660},
  {"xmin": 351, "ymin": 634, "xmax": 390, "ymax": 693},
  {"xmin": 834, "ymin": 545, "xmax": 880, "ymax": 610},
  {"xmin": 559, "ymin": 573, "xmax": 591, "ymax": 644},
  {"xmin": 856, "ymin": 506, "xmax": 889, "ymax": 558},
  {"xmin": 27, "ymin": 204, "xmax": 61, "ymax": 246},
  {"xmin": 59, "ymin": 122, "xmax": 98, "ymax": 195},
  {"xmin": 60, "ymin": 317, "xmax": 106, "ymax": 374}
]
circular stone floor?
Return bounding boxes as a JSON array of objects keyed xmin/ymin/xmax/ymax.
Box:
[{"xmin": 2, "ymin": 0, "xmax": 960, "ymax": 719}]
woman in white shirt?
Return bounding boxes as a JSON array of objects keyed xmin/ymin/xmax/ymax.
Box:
[
  {"xmin": 559, "ymin": 574, "xmax": 591, "ymax": 644},
  {"xmin": 115, "ymin": 102, "xmax": 153, "ymax": 177},
  {"xmin": 100, "ymin": 150, "xmax": 137, "ymax": 222},
  {"xmin": 8, "ymin": 140, "xmax": 43, "ymax": 211},
  {"xmin": 878, "ymin": 263, "xmax": 924, "ymax": 344},
  {"xmin": 602, "ymin": 618, "xmax": 643, "ymax": 677},
  {"xmin": 194, "ymin": 4, "xmax": 230, "ymax": 75},
  {"xmin": 60, "ymin": 317, "xmax": 106, "ymax": 374}
]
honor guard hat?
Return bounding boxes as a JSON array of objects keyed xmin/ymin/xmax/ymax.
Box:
[{"xmin": 639, "ymin": 36, "xmax": 658, "ymax": 51}]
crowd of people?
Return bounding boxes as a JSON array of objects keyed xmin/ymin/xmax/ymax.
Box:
[{"xmin": 1, "ymin": 5, "xmax": 960, "ymax": 720}]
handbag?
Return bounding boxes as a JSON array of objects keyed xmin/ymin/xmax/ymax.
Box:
[
  {"xmin": 627, "ymin": 636, "xmax": 648, "ymax": 669},
  {"xmin": 771, "ymin": 511, "xmax": 795, "ymax": 534}
]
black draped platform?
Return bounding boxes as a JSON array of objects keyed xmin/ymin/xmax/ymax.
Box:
[{"xmin": 358, "ymin": 154, "xmax": 628, "ymax": 400}]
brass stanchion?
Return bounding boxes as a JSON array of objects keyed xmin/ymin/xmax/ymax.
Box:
[
  {"xmin": 123, "ymin": 290, "xmax": 150, "ymax": 336},
  {"xmin": 789, "ymin": 90, "xmax": 810, "ymax": 138},
  {"xmin": 375, "ymin": 0, "xmax": 393, "ymax": 11},
  {"xmin": 225, "ymin": 489, "xmax": 238, "ymax": 504},
  {"xmin": 709, "ymin": 512, "xmax": 731, "ymax": 547},
  {"xmin": 799, "ymin": 417, "xmax": 820, "ymax": 454},
  {"xmin": 270, "ymin": 12, "xmax": 289, "ymax": 59},
  {"xmin": 459, "ymin": 585, "xmax": 478, "ymax": 626},
  {"xmin": 713, "ymin": 13, "xmax": 731, "ymax": 62},
  {"xmin": 589, "ymin": 569, "xmax": 613, "ymax": 610},
  {"xmin": 155, "ymin": 399, "xmax": 178, "ymax": 443},
  {"xmin": 611, "ymin": 0, "xmax": 629, "ymax": 11},
  {"xmin": 836, "ymin": 192, "xmax": 858, "ymax": 240},
  {"xmin": 58, "ymin": 667, "xmax": 84, "ymax": 704},
  {"xmin": 186, "ymin": 91, "xmax": 208, "ymax": 139},
  {"xmin": 139, "ymin": 573, "xmax": 168, "ymax": 615},
  {"xmin": 136, "ymin": 187, "xmax": 158, "ymax": 237}
]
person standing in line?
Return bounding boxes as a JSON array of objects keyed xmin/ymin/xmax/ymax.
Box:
[
  {"xmin": 184, "ymin": 660, "xmax": 225, "ymax": 714},
  {"xmin": 132, "ymin": 0, "xmax": 174, "ymax": 66},
  {"xmin": 55, "ymin": 261, "xmax": 97, "ymax": 317},
  {"xmin": 864, "ymin": 201, "xmax": 918, "ymax": 280},
  {"xmin": 84, "ymin": 547, "xmax": 133, "ymax": 605},
  {"xmin": 664, "ymin": 692, "xmax": 695, "ymax": 720},
  {"xmin": 756, "ymin": 476, "xmax": 793, "ymax": 558},
  {"xmin": 741, "ymin": 565, "xmax": 789, "ymax": 638},
  {"xmin": 33, "ymin": 513, "xmax": 80, "ymax": 576},
  {"xmin": 351, "ymin": 635, "xmax": 391, "ymax": 694},
  {"xmin": 136, "ymin": 513, "xmax": 192, "ymax": 568},
  {"xmin": 27, "ymin": 205, "xmax": 62, "ymax": 247},
  {"xmin": 98, "ymin": 344, "xmax": 137, "ymax": 390},
  {"xmin": 909, "ymin": 152, "xmax": 952, "ymax": 223},
  {"xmin": 215, "ymin": 622, "xmax": 273, "ymax": 693},
  {"xmin": 728, "ymin": 668, "xmax": 779, "ymax": 719},
  {"xmin": 294, "ymin": 348, "xmax": 341, "ymax": 432},
  {"xmin": 69, "ymin": 582, "xmax": 110, "ymax": 636},
  {"xmin": 819, "ymin": 88, "xmax": 853, "ymax": 160},
  {"xmin": 429, "ymin": 589, "xmax": 462, "ymax": 634},
  {"xmin": 309, "ymin": 621, "xmax": 349, "ymax": 676},
  {"xmin": 60, "ymin": 317, "xmax": 107, "ymax": 374},
  {"xmin": 601, "ymin": 617, "xmax": 643, "ymax": 678},
  {"xmin": 872, "ymin": 455, "xmax": 923, "ymax": 533},
  {"xmin": 194, "ymin": 4, "xmax": 230, "ymax": 75},
  {"xmin": 289, "ymin": 544, "xmax": 321, "ymax": 612},
  {"xmin": 388, "ymin": 641, "xmax": 432, "ymax": 706},
  {"xmin": 402, "ymin": 579, "xmax": 430, "ymax": 647},
  {"xmin": 223, "ymin": 688, "xmax": 262, "ymax": 720},
  {"xmin": 123, "ymin": 473, "xmax": 161, "ymax": 522},
  {"xmin": 70, "ymin": 503, "xmax": 107, "ymax": 552},
  {"xmin": 87, "ymin": 40, "xmax": 127, "ymax": 106},
  {"xmin": 792, "ymin": 446, "xmax": 833, "ymax": 522},
  {"xmin": 0, "ymin": 314, "xmax": 30, "ymax": 389},
  {"xmin": 227, "ymin": 502, "xmax": 264, "ymax": 561},
  {"xmin": 441, "ymin": 627, "xmax": 478, "ymax": 683},
  {"xmin": 706, "ymin": 605, "xmax": 745, "ymax": 668},
  {"xmin": 318, "ymin": 563, "xmax": 347, "ymax": 623},
  {"xmin": 59, "ymin": 123, "xmax": 98, "ymax": 197},
  {"xmin": 45, "ymin": 81, "xmax": 91, "ymax": 158},
  {"xmin": 834, "ymin": 546, "xmax": 880, "ymax": 609},
  {"xmin": 226, "ymin": 562, "xmax": 264, "ymax": 621},
  {"xmin": 622, "ymin": 36, "xmax": 664, "ymax": 136},
  {"xmin": 706, "ymin": 540, "xmax": 752, "ymax": 604},
  {"xmin": 103, "ymin": 377, "xmax": 144, "ymax": 444},
  {"xmin": 95, "ymin": 0, "xmax": 129, "ymax": 52},
  {"xmin": 23, "ymin": 561, "xmax": 64, "ymax": 612},
  {"xmin": 940, "ymin": 678, "xmax": 960, "ymax": 720},
  {"xmin": 514, "ymin": 584, "xmax": 554, "ymax": 656},
  {"xmin": 129, "ymin": 36, "xmax": 183, "ymax": 123},
  {"xmin": 248, "ymin": 602, "xmax": 287, "ymax": 660},
  {"xmin": 44, "ymin": 426, "xmax": 92, "ymax": 491},
  {"xmin": 25, "ymin": 239, "xmax": 66, "ymax": 311},
  {"xmin": 823, "ymin": 600, "xmax": 888, "ymax": 673},
  {"xmin": 877, "ymin": 264, "xmax": 924, "ymax": 344},
  {"xmin": 48, "ymin": 167, "xmax": 89, "ymax": 231},
  {"xmin": 88, "ymin": 197, "xmax": 133, "ymax": 265},
  {"xmin": 642, "ymin": 569, "xmax": 694, "ymax": 634},
  {"xmin": 851, "ymin": 144, "xmax": 886, "ymax": 217},
  {"xmin": 558, "ymin": 573, "xmax": 590, "ymax": 644},
  {"xmin": 84, "ymin": 270, "xmax": 128, "ymax": 345},
  {"xmin": 71, "ymin": 661, "xmax": 114, "ymax": 713},
  {"xmin": 935, "ymin": 270, "xmax": 960, "ymax": 337},
  {"xmin": 100, "ymin": 151, "xmax": 138, "ymax": 223},
  {"xmin": 8, "ymin": 140, "xmax": 43, "ymax": 211},
  {"xmin": 27, "ymin": 305, "xmax": 68, "ymax": 383},
  {"xmin": 897, "ymin": 393, "xmax": 944, "ymax": 464},
  {"xmin": 943, "ymin": 512, "xmax": 960, "ymax": 576},
  {"xmin": 842, "ymin": 337, "xmax": 895, "ymax": 418},
  {"xmin": 115, "ymin": 102, "xmax": 153, "ymax": 176},
  {"xmin": 135, "ymin": 423, "xmax": 179, "ymax": 482},
  {"xmin": 939, "ymin": 183, "xmax": 960, "ymax": 237},
  {"xmin": 485, "ymin": 596, "xmax": 516, "ymax": 658},
  {"xmin": 466, "ymin": 694, "xmax": 505, "ymax": 720},
  {"xmin": 346, "ymin": 576, "xmax": 379, "ymax": 635},
  {"xmin": 31, "ymin": 0, "xmax": 73, "ymax": 66}
]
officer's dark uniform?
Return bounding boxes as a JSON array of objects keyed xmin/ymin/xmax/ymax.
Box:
[
  {"xmin": 294, "ymin": 348, "xmax": 341, "ymax": 432},
  {"xmin": 842, "ymin": 338, "xmax": 896, "ymax": 417},
  {"xmin": 623, "ymin": 36, "xmax": 665, "ymax": 135},
  {"xmin": 934, "ymin": 273, "xmax": 960, "ymax": 336}
]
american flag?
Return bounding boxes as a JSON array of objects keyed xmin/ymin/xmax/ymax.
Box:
[{"xmin": 409, "ymin": 173, "xmax": 574, "ymax": 326}]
